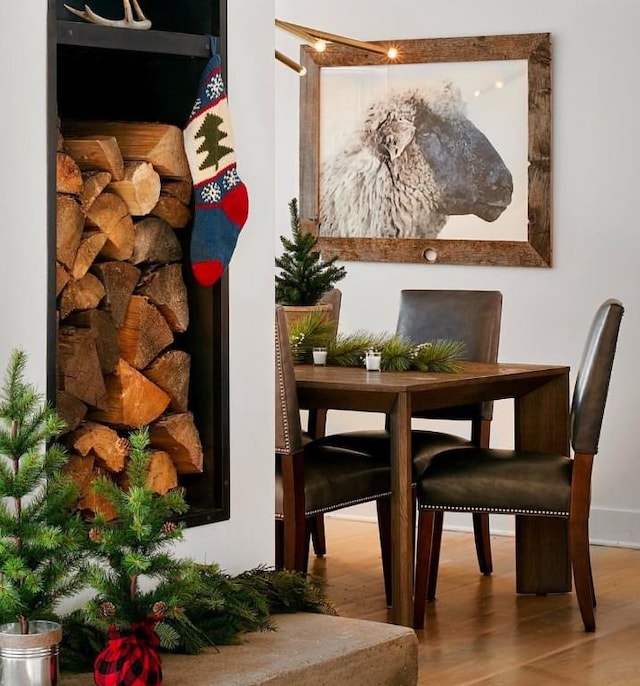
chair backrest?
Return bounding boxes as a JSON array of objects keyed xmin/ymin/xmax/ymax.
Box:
[
  {"xmin": 396, "ymin": 290, "xmax": 503, "ymax": 421},
  {"xmin": 571, "ymin": 299, "xmax": 624, "ymax": 455},
  {"xmin": 275, "ymin": 305, "xmax": 304, "ymax": 455}
]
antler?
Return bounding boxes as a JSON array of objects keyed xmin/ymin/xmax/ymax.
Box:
[{"xmin": 63, "ymin": 0, "xmax": 152, "ymax": 30}]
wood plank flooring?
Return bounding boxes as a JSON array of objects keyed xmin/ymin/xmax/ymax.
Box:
[{"xmin": 309, "ymin": 517, "xmax": 640, "ymax": 685}]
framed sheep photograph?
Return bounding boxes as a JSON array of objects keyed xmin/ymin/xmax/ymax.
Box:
[{"xmin": 298, "ymin": 33, "xmax": 552, "ymax": 267}]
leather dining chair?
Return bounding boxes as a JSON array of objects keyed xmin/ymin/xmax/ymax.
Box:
[
  {"xmin": 274, "ymin": 305, "xmax": 392, "ymax": 577},
  {"xmin": 413, "ymin": 299, "xmax": 624, "ymax": 632},
  {"xmin": 317, "ymin": 290, "xmax": 503, "ymax": 590}
]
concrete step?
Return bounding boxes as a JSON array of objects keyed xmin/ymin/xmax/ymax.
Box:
[{"xmin": 60, "ymin": 613, "xmax": 418, "ymax": 685}]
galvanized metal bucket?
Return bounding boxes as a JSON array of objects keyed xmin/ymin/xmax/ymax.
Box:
[{"xmin": 0, "ymin": 620, "xmax": 62, "ymax": 686}]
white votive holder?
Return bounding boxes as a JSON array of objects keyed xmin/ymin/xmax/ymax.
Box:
[
  {"xmin": 312, "ymin": 347, "xmax": 328, "ymax": 366},
  {"xmin": 365, "ymin": 350, "xmax": 382, "ymax": 371}
]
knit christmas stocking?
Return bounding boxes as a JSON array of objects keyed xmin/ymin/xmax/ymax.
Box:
[{"xmin": 183, "ymin": 41, "xmax": 249, "ymax": 287}]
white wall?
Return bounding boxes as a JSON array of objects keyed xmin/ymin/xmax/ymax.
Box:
[
  {"xmin": 275, "ymin": 0, "xmax": 640, "ymax": 546},
  {"xmin": 0, "ymin": 1, "xmax": 49, "ymax": 388},
  {"xmin": 0, "ymin": 1, "xmax": 275, "ymax": 574}
]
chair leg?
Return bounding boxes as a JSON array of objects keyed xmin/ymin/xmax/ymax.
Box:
[
  {"xmin": 570, "ymin": 514, "xmax": 596, "ymax": 632},
  {"xmin": 589, "ymin": 560, "xmax": 597, "ymax": 608},
  {"xmin": 472, "ymin": 513, "xmax": 493, "ymax": 575},
  {"xmin": 376, "ymin": 497, "xmax": 392, "ymax": 607},
  {"xmin": 414, "ymin": 509, "xmax": 435, "ymax": 629},
  {"xmin": 427, "ymin": 511, "xmax": 444, "ymax": 602},
  {"xmin": 310, "ymin": 514, "xmax": 327, "ymax": 556}
]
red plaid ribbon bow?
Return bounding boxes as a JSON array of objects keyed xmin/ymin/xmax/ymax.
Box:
[{"xmin": 94, "ymin": 617, "xmax": 163, "ymax": 686}]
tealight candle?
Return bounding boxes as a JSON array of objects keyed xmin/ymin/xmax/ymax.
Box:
[
  {"xmin": 312, "ymin": 347, "xmax": 328, "ymax": 366},
  {"xmin": 365, "ymin": 350, "xmax": 382, "ymax": 371}
]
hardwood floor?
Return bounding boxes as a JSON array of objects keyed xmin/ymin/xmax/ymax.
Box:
[{"xmin": 309, "ymin": 517, "xmax": 640, "ymax": 685}]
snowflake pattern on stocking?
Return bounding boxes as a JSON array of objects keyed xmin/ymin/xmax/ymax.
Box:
[
  {"xmin": 224, "ymin": 168, "xmax": 240, "ymax": 190},
  {"xmin": 201, "ymin": 181, "xmax": 221, "ymax": 204},
  {"xmin": 206, "ymin": 73, "xmax": 225, "ymax": 102}
]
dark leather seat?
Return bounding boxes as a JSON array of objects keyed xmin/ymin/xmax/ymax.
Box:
[
  {"xmin": 274, "ymin": 305, "xmax": 391, "ymax": 577},
  {"xmin": 413, "ymin": 299, "xmax": 624, "ymax": 632}
]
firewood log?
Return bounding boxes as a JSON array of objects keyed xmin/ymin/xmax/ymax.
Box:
[
  {"xmin": 63, "ymin": 451, "xmax": 95, "ymax": 497},
  {"xmin": 147, "ymin": 450, "xmax": 179, "ymax": 495},
  {"xmin": 59, "ymin": 272, "xmax": 106, "ymax": 320},
  {"xmin": 56, "ymin": 152, "xmax": 84, "ymax": 195},
  {"xmin": 137, "ymin": 264, "xmax": 189, "ymax": 333},
  {"xmin": 78, "ymin": 471, "xmax": 119, "ymax": 521},
  {"xmin": 161, "ymin": 179, "xmax": 192, "ymax": 205},
  {"xmin": 90, "ymin": 358, "xmax": 170, "ymax": 427},
  {"xmin": 144, "ymin": 350, "xmax": 190, "ymax": 413},
  {"xmin": 58, "ymin": 326, "xmax": 108, "ymax": 409},
  {"xmin": 56, "ymin": 262, "xmax": 71, "ymax": 297},
  {"xmin": 81, "ymin": 171, "xmax": 112, "ymax": 212},
  {"xmin": 150, "ymin": 195, "xmax": 192, "ymax": 229},
  {"xmin": 63, "ymin": 121, "xmax": 191, "ymax": 179},
  {"xmin": 63, "ymin": 135, "xmax": 125, "ymax": 180},
  {"xmin": 56, "ymin": 390, "xmax": 87, "ymax": 435},
  {"xmin": 85, "ymin": 192, "xmax": 135, "ymax": 261},
  {"xmin": 92, "ymin": 261, "xmax": 141, "ymax": 329},
  {"xmin": 68, "ymin": 421, "xmax": 128, "ymax": 473},
  {"xmin": 107, "ymin": 161, "xmax": 161, "ymax": 216},
  {"xmin": 71, "ymin": 231, "xmax": 108, "ymax": 280},
  {"xmin": 118, "ymin": 295, "xmax": 174, "ymax": 370},
  {"xmin": 117, "ymin": 294, "xmax": 175, "ymax": 368},
  {"xmin": 130, "ymin": 217, "xmax": 183, "ymax": 265},
  {"xmin": 69, "ymin": 309, "xmax": 119, "ymax": 374},
  {"xmin": 149, "ymin": 412, "xmax": 204, "ymax": 474},
  {"xmin": 56, "ymin": 194, "xmax": 84, "ymax": 270}
]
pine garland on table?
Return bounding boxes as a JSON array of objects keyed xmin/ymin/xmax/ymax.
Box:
[{"xmin": 288, "ymin": 312, "xmax": 466, "ymax": 373}]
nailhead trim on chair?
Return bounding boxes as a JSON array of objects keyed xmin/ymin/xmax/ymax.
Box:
[
  {"xmin": 275, "ymin": 490, "xmax": 393, "ymax": 519},
  {"xmin": 419, "ymin": 504, "xmax": 569, "ymax": 517},
  {"xmin": 275, "ymin": 318, "xmax": 293, "ymax": 455}
]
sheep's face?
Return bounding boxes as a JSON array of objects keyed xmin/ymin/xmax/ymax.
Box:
[{"xmin": 412, "ymin": 96, "xmax": 513, "ymax": 222}]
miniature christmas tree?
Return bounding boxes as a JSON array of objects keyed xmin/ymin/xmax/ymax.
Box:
[
  {"xmin": 0, "ymin": 349, "xmax": 85, "ymax": 634},
  {"xmin": 83, "ymin": 426, "xmax": 202, "ymax": 685},
  {"xmin": 83, "ymin": 427, "xmax": 194, "ymax": 633},
  {"xmin": 275, "ymin": 198, "xmax": 347, "ymax": 305}
]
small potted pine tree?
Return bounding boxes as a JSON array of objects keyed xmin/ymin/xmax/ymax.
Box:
[
  {"xmin": 0, "ymin": 349, "xmax": 85, "ymax": 686},
  {"xmin": 275, "ymin": 198, "xmax": 347, "ymax": 326},
  {"xmin": 82, "ymin": 426, "xmax": 200, "ymax": 686}
]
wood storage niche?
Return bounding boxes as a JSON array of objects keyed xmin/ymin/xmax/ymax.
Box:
[{"xmin": 51, "ymin": 1, "xmax": 229, "ymax": 526}]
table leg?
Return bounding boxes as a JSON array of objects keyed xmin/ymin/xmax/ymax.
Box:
[
  {"xmin": 388, "ymin": 391, "xmax": 413, "ymax": 626},
  {"xmin": 515, "ymin": 372, "xmax": 572, "ymax": 593}
]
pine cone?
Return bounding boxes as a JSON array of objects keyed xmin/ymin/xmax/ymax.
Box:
[
  {"xmin": 161, "ymin": 522, "xmax": 178, "ymax": 535},
  {"xmin": 89, "ymin": 527, "xmax": 103, "ymax": 543},
  {"xmin": 99, "ymin": 602, "xmax": 116, "ymax": 618},
  {"xmin": 152, "ymin": 601, "xmax": 168, "ymax": 617}
]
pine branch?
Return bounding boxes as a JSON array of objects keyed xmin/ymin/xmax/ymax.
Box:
[{"xmin": 290, "ymin": 324, "xmax": 466, "ymax": 373}]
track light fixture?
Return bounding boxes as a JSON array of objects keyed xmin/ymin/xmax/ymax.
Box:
[{"xmin": 275, "ymin": 19, "xmax": 399, "ymax": 74}]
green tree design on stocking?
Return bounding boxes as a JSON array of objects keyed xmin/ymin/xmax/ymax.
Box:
[{"xmin": 195, "ymin": 112, "xmax": 233, "ymax": 171}]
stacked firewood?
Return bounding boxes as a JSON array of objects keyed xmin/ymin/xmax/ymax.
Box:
[{"xmin": 56, "ymin": 119, "xmax": 203, "ymax": 520}]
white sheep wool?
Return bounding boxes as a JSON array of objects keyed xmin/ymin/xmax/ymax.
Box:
[{"xmin": 183, "ymin": 38, "xmax": 249, "ymax": 287}]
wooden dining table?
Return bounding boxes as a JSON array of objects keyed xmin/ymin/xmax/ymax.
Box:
[{"xmin": 295, "ymin": 361, "xmax": 572, "ymax": 627}]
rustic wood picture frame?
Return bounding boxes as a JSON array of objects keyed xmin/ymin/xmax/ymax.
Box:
[{"xmin": 299, "ymin": 33, "xmax": 552, "ymax": 267}]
